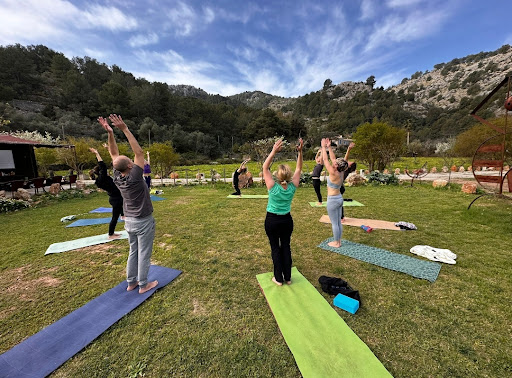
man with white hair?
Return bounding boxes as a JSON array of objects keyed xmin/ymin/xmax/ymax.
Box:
[{"xmin": 98, "ymin": 114, "xmax": 158, "ymax": 294}]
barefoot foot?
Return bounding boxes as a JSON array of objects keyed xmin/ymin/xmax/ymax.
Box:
[
  {"xmin": 328, "ymin": 241, "xmax": 341, "ymax": 248},
  {"xmin": 108, "ymin": 233, "xmax": 121, "ymax": 240},
  {"xmin": 139, "ymin": 280, "xmax": 158, "ymax": 294},
  {"xmin": 317, "ymin": 202, "xmax": 322, "ymax": 206},
  {"xmin": 286, "ymin": 280, "xmax": 292, "ymax": 285},
  {"xmin": 271, "ymin": 277, "xmax": 283, "ymax": 286},
  {"xmin": 127, "ymin": 282, "xmax": 138, "ymax": 291}
]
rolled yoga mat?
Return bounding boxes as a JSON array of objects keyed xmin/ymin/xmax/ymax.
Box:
[
  {"xmin": 227, "ymin": 194, "xmax": 268, "ymax": 198},
  {"xmin": 318, "ymin": 238, "xmax": 441, "ymax": 282},
  {"xmin": 45, "ymin": 231, "xmax": 129, "ymax": 255},
  {"xmin": 66, "ymin": 217, "xmax": 123, "ymax": 228},
  {"xmin": 256, "ymin": 267, "xmax": 391, "ymax": 378},
  {"xmin": 309, "ymin": 199, "xmax": 365, "ymax": 207},
  {"xmin": 0, "ymin": 265, "xmax": 182, "ymax": 378}
]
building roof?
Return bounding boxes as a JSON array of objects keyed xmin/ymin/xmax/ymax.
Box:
[{"xmin": 0, "ymin": 135, "xmax": 74, "ymax": 148}]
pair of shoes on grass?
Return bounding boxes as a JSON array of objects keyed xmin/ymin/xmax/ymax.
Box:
[{"xmin": 410, "ymin": 245, "xmax": 457, "ymax": 264}]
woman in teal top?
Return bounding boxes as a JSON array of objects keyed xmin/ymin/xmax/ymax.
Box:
[{"xmin": 263, "ymin": 138, "xmax": 303, "ymax": 286}]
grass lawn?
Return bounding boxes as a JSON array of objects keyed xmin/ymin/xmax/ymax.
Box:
[{"xmin": 1, "ymin": 182, "xmax": 511, "ymax": 377}]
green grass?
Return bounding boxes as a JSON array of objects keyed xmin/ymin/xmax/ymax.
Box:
[{"xmin": 1, "ymin": 183, "xmax": 511, "ymax": 377}]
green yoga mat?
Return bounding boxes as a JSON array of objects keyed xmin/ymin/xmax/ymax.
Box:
[
  {"xmin": 318, "ymin": 238, "xmax": 441, "ymax": 282},
  {"xmin": 256, "ymin": 267, "xmax": 391, "ymax": 378},
  {"xmin": 227, "ymin": 194, "xmax": 268, "ymax": 198},
  {"xmin": 309, "ymin": 200, "xmax": 364, "ymax": 207},
  {"xmin": 45, "ymin": 231, "xmax": 129, "ymax": 255}
]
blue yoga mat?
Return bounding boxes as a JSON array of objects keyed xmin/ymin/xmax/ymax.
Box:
[
  {"xmin": 0, "ymin": 265, "xmax": 181, "ymax": 378},
  {"xmin": 318, "ymin": 238, "xmax": 441, "ymax": 282},
  {"xmin": 150, "ymin": 195, "xmax": 166, "ymax": 201},
  {"xmin": 66, "ymin": 218, "xmax": 123, "ymax": 228},
  {"xmin": 89, "ymin": 207, "xmax": 113, "ymax": 213}
]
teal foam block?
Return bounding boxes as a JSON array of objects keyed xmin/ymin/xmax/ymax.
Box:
[
  {"xmin": 45, "ymin": 231, "xmax": 129, "ymax": 254},
  {"xmin": 318, "ymin": 238, "xmax": 441, "ymax": 282},
  {"xmin": 333, "ymin": 293, "xmax": 359, "ymax": 314}
]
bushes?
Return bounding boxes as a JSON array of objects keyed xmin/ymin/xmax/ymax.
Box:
[
  {"xmin": 367, "ymin": 171, "xmax": 399, "ymax": 185},
  {"xmin": 0, "ymin": 198, "xmax": 30, "ymax": 213}
]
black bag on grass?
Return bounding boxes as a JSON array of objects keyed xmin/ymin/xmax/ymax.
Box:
[{"xmin": 318, "ymin": 276, "xmax": 361, "ymax": 302}]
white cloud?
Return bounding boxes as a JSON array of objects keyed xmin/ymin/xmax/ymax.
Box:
[
  {"xmin": 128, "ymin": 33, "xmax": 159, "ymax": 47},
  {"xmin": 386, "ymin": 0, "xmax": 425, "ymax": 8},
  {"xmin": 79, "ymin": 4, "xmax": 138, "ymax": 31},
  {"xmin": 203, "ymin": 6, "xmax": 215, "ymax": 23},
  {"xmin": 360, "ymin": 0, "xmax": 377, "ymax": 20}
]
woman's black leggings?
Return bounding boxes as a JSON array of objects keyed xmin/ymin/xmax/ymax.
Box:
[
  {"xmin": 109, "ymin": 196, "xmax": 124, "ymax": 236},
  {"xmin": 264, "ymin": 212, "xmax": 293, "ymax": 283},
  {"xmin": 312, "ymin": 178, "xmax": 322, "ymax": 203}
]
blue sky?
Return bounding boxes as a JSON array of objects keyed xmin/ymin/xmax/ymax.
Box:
[{"xmin": 0, "ymin": 0, "xmax": 510, "ymax": 97}]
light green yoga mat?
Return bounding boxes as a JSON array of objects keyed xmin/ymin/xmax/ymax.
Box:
[
  {"xmin": 45, "ymin": 231, "xmax": 129, "ymax": 255},
  {"xmin": 227, "ymin": 194, "xmax": 268, "ymax": 198},
  {"xmin": 309, "ymin": 200, "xmax": 365, "ymax": 207},
  {"xmin": 256, "ymin": 267, "xmax": 391, "ymax": 378}
]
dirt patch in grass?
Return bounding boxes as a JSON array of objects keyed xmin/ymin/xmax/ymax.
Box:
[
  {"xmin": 173, "ymin": 197, "xmax": 194, "ymax": 205},
  {"xmin": 192, "ymin": 298, "xmax": 206, "ymax": 316},
  {"xmin": 5, "ymin": 265, "xmax": 63, "ymax": 301},
  {"xmin": 85, "ymin": 243, "xmax": 116, "ymax": 255},
  {"xmin": 0, "ymin": 306, "xmax": 17, "ymax": 320}
]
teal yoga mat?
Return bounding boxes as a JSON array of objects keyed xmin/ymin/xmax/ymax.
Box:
[
  {"xmin": 227, "ymin": 194, "xmax": 268, "ymax": 198},
  {"xmin": 318, "ymin": 238, "xmax": 441, "ymax": 282},
  {"xmin": 256, "ymin": 267, "xmax": 391, "ymax": 378},
  {"xmin": 309, "ymin": 199, "xmax": 364, "ymax": 207},
  {"xmin": 45, "ymin": 231, "xmax": 129, "ymax": 254},
  {"xmin": 150, "ymin": 194, "xmax": 166, "ymax": 201}
]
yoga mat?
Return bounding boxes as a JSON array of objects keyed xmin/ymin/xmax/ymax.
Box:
[
  {"xmin": 89, "ymin": 207, "xmax": 113, "ymax": 213},
  {"xmin": 319, "ymin": 215, "xmax": 402, "ymax": 231},
  {"xmin": 0, "ymin": 265, "xmax": 181, "ymax": 378},
  {"xmin": 66, "ymin": 218, "xmax": 123, "ymax": 228},
  {"xmin": 256, "ymin": 267, "xmax": 391, "ymax": 378},
  {"xmin": 318, "ymin": 238, "xmax": 441, "ymax": 282},
  {"xmin": 45, "ymin": 231, "xmax": 129, "ymax": 255},
  {"xmin": 227, "ymin": 194, "xmax": 268, "ymax": 198},
  {"xmin": 150, "ymin": 194, "xmax": 166, "ymax": 201},
  {"xmin": 309, "ymin": 200, "xmax": 364, "ymax": 207}
]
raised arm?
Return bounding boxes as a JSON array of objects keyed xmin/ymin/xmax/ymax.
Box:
[
  {"xmin": 109, "ymin": 114, "xmax": 144, "ymax": 168},
  {"xmin": 262, "ymin": 140, "xmax": 282, "ymax": 190},
  {"xmin": 326, "ymin": 139, "xmax": 336, "ymax": 162},
  {"xmin": 292, "ymin": 138, "xmax": 303, "ymax": 187},
  {"xmin": 321, "ymin": 138, "xmax": 337, "ymax": 175},
  {"xmin": 344, "ymin": 142, "xmax": 355, "ymax": 161},
  {"xmin": 89, "ymin": 147, "xmax": 103, "ymax": 162},
  {"xmin": 146, "ymin": 151, "xmax": 150, "ymax": 165},
  {"xmin": 98, "ymin": 117, "xmax": 119, "ymax": 160}
]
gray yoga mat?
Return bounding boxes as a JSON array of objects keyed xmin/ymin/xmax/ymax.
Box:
[
  {"xmin": 45, "ymin": 231, "xmax": 129, "ymax": 254},
  {"xmin": 318, "ymin": 238, "xmax": 441, "ymax": 282}
]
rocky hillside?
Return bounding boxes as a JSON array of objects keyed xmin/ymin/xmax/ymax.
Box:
[{"xmin": 390, "ymin": 45, "xmax": 512, "ymax": 115}]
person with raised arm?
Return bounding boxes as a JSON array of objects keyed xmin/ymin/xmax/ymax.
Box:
[
  {"xmin": 89, "ymin": 147, "xmax": 124, "ymax": 239},
  {"xmin": 263, "ymin": 138, "xmax": 303, "ymax": 286},
  {"xmin": 321, "ymin": 138, "xmax": 349, "ymax": 248},
  {"xmin": 231, "ymin": 159, "xmax": 250, "ymax": 196},
  {"xmin": 143, "ymin": 151, "xmax": 151, "ymax": 188},
  {"xmin": 312, "ymin": 150, "xmax": 324, "ymax": 206},
  {"xmin": 98, "ymin": 114, "xmax": 158, "ymax": 294}
]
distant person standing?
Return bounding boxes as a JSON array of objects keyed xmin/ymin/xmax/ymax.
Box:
[
  {"xmin": 143, "ymin": 151, "xmax": 151, "ymax": 188},
  {"xmin": 231, "ymin": 159, "xmax": 249, "ymax": 196},
  {"xmin": 312, "ymin": 150, "xmax": 324, "ymax": 206},
  {"xmin": 89, "ymin": 147, "xmax": 124, "ymax": 239},
  {"xmin": 98, "ymin": 114, "xmax": 158, "ymax": 294}
]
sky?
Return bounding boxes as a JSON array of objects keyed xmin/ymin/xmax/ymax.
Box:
[{"xmin": 0, "ymin": 0, "xmax": 510, "ymax": 98}]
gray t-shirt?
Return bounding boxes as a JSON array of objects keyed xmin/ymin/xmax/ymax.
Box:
[{"xmin": 114, "ymin": 164, "xmax": 153, "ymax": 218}]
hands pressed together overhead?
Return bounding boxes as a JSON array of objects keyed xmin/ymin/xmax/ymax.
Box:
[{"xmin": 97, "ymin": 114, "xmax": 128, "ymax": 132}]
